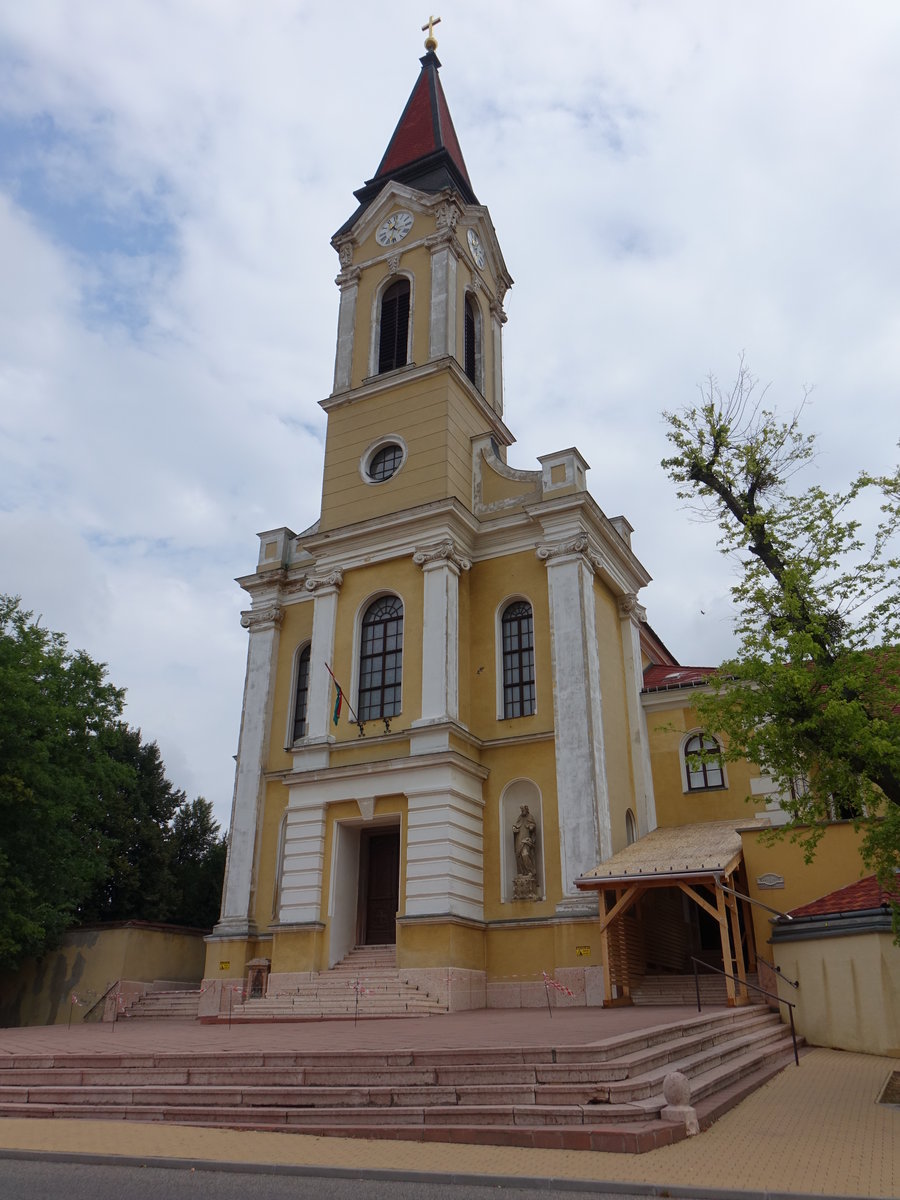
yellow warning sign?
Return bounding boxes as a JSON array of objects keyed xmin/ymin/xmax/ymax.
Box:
[{"xmin": 575, "ymin": 945, "xmax": 591, "ymax": 958}]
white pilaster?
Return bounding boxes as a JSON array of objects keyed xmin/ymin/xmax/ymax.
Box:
[
  {"xmin": 428, "ymin": 241, "xmax": 459, "ymax": 360},
  {"xmin": 277, "ymin": 795, "xmax": 327, "ymax": 924},
  {"xmin": 405, "ymin": 782, "xmax": 484, "ymax": 922},
  {"xmin": 412, "ymin": 540, "xmax": 471, "ymax": 725},
  {"xmin": 332, "ymin": 261, "xmax": 359, "ymax": 394},
  {"xmin": 214, "ymin": 603, "xmax": 283, "ymax": 938},
  {"xmin": 304, "ymin": 571, "xmax": 343, "ymax": 741},
  {"xmin": 489, "ymin": 299, "xmax": 505, "ymax": 416},
  {"xmin": 538, "ymin": 536, "xmax": 611, "ymax": 904},
  {"xmin": 618, "ymin": 594, "xmax": 657, "ymax": 836}
]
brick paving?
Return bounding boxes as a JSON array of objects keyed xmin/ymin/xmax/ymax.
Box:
[{"xmin": 0, "ymin": 1011, "xmax": 896, "ymax": 1197}]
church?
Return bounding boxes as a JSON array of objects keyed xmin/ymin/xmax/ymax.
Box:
[{"xmin": 202, "ymin": 33, "xmax": 866, "ymax": 1013}]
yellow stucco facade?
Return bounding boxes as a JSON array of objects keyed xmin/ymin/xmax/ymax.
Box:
[{"xmin": 204, "ymin": 47, "xmax": 890, "ymax": 1023}]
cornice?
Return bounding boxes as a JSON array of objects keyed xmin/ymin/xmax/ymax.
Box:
[
  {"xmin": 299, "ymin": 497, "xmax": 479, "ymax": 572},
  {"xmin": 320, "ymin": 356, "xmax": 515, "ymax": 448},
  {"xmin": 274, "ymin": 746, "xmax": 491, "ymax": 787}
]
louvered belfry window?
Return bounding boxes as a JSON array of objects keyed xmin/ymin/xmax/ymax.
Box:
[
  {"xmin": 292, "ymin": 644, "xmax": 311, "ymax": 741},
  {"xmin": 501, "ymin": 601, "xmax": 536, "ymax": 718},
  {"xmin": 359, "ymin": 596, "xmax": 403, "ymax": 721},
  {"xmin": 378, "ymin": 280, "xmax": 410, "ymax": 373},
  {"xmin": 464, "ymin": 294, "xmax": 477, "ymax": 383}
]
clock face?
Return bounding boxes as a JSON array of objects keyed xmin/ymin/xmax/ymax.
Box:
[
  {"xmin": 376, "ymin": 210, "xmax": 414, "ymax": 247},
  {"xmin": 467, "ymin": 228, "xmax": 486, "ymax": 269}
]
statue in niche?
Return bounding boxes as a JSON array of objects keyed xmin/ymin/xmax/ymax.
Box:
[{"xmin": 512, "ymin": 804, "xmax": 540, "ymax": 900}]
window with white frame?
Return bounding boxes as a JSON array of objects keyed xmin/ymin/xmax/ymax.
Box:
[
  {"xmin": 358, "ymin": 596, "xmax": 403, "ymax": 722},
  {"xmin": 501, "ymin": 600, "xmax": 535, "ymax": 718},
  {"xmin": 683, "ymin": 732, "xmax": 725, "ymax": 791},
  {"xmin": 291, "ymin": 644, "xmax": 311, "ymax": 741}
]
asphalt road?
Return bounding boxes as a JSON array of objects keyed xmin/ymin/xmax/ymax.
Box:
[{"xmin": 0, "ymin": 1157, "xmax": 718, "ymax": 1200}]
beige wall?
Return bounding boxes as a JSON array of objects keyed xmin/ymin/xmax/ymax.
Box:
[
  {"xmin": 773, "ymin": 930, "xmax": 900, "ymax": 1056},
  {"xmin": 0, "ymin": 923, "xmax": 207, "ymax": 1028},
  {"xmin": 645, "ymin": 696, "xmax": 767, "ymax": 828},
  {"xmin": 741, "ymin": 821, "xmax": 869, "ymax": 954}
]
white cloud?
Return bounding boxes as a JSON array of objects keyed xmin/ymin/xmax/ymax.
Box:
[{"xmin": 2, "ymin": 1, "xmax": 899, "ymax": 827}]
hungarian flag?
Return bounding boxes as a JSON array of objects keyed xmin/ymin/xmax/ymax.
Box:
[{"xmin": 333, "ymin": 684, "xmax": 343, "ymax": 726}]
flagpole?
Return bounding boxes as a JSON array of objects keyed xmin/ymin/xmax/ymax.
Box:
[{"xmin": 324, "ymin": 661, "xmax": 363, "ymax": 727}]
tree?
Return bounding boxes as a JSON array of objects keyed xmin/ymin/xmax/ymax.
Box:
[
  {"xmin": 662, "ymin": 361, "xmax": 900, "ymax": 903},
  {"xmin": 0, "ymin": 597, "xmax": 227, "ymax": 972},
  {"xmin": 0, "ymin": 596, "xmax": 128, "ymax": 970}
]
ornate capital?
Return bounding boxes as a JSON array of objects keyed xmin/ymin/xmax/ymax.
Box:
[
  {"xmin": 536, "ymin": 534, "xmax": 589, "ymax": 563},
  {"xmin": 337, "ymin": 240, "xmax": 355, "ymax": 268},
  {"xmin": 413, "ymin": 540, "xmax": 472, "ymax": 572},
  {"xmin": 305, "ymin": 569, "xmax": 344, "ymax": 593},
  {"xmin": 489, "ymin": 298, "xmax": 508, "ymax": 325},
  {"xmin": 617, "ymin": 593, "xmax": 646, "ymax": 622},
  {"xmin": 241, "ymin": 605, "xmax": 284, "ymax": 632},
  {"xmin": 335, "ymin": 265, "xmax": 361, "ymax": 288},
  {"xmin": 435, "ymin": 199, "xmax": 460, "ymax": 230}
]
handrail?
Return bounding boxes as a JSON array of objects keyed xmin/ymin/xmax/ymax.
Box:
[
  {"xmin": 758, "ymin": 950, "xmax": 801, "ymax": 988},
  {"xmin": 715, "ymin": 879, "xmax": 792, "ymax": 920},
  {"xmin": 691, "ymin": 957, "xmax": 799, "ymax": 1067},
  {"xmin": 79, "ymin": 978, "xmax": 121, "ymax": 1022}
]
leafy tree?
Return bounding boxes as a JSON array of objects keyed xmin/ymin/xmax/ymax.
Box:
[
  {"xmin": 0, "ymin": 596, "xmax": 128, "ymax": 969},
  {"xmin": 662, "ymin": 361, "xmax": 900, "ymax": 902},
  {"xmin": 0, "ymin": 596, "xmax": 227, "ymax": 971}
]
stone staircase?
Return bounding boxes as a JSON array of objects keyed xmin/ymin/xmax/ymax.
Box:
[
  {"xmin": 120, "ymin": 988, "xmax": 201, "ymax": 1021},
  {"xmin": 632, "ymin": 972, "xmax": 766, "ymax": 1006},
  {"xmin": 228, "ymin": 945, "xmax": 446, "ymax": 1021},
  {"xmin": 0, "ymin": 1008, "xmax": 799, "ymax": 1151}
]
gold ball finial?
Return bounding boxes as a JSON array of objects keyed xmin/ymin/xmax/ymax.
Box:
[{"xmin": 422, "ymin": 14, "xmax": 441, "ymax": 51}]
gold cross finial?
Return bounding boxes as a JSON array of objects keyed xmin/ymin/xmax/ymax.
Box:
[{"xmin": 422, "ymin": 14, "xmax": 441, "ymax": 51}]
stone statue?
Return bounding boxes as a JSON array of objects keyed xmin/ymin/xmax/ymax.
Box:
[{"xmin": 512, "ymin": 805, "xmax": 539, "ymax": 900}]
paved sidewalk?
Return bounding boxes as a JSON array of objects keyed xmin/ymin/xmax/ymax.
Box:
[{"xmin": 0, "ymin": 1013, "xmax": 896, "ymax": 1197}]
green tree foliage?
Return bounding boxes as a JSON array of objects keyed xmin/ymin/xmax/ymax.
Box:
[
  {"xmin": 0, "ymin": 597, "xmax": 226, "ymax": 971},
  {"xmin": 662, "ymin": 362, "xmax": 900, "ymax": 899}
]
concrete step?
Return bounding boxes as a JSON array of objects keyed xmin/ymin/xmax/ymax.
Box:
[{"xmin": 0, "ymin": 1008, "xmax": 800, "ymax": 1145}]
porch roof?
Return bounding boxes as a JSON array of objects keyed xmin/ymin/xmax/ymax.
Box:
[{"xmin": 576, "ymin": 819, "xmax": 762, "ymax": 889}]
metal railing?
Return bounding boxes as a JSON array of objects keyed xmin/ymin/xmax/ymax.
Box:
[
  {"xmin": 715, "ymin": 879, "xmax": 793, "ymax": 920},
  {"xmin": 690, "ymin": 957, "xmax": 800, "ymax": 1067}
]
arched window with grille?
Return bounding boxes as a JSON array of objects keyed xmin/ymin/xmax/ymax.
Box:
[
  {"xmin": 463, "ymin": 292, "xmax": 483, "ymax": 390},
  {"xmin": 501, "ymin": 600, "xmax": 535, "ymax": 718},
  {"xmin": 292, "ymin": 644, "xmax": 311, "ymax": 741},
  {"xmin": 378, "ymin": 279, "xmax": 410, "ymax": 373},
  {"xmin": 683, "ymin": 732, "xmax": 725, "ymax": 791},
  {"xmin": 358, "ymin": 596, "xmax": 403, "ymax": 722}
]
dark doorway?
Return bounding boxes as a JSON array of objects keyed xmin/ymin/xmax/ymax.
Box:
[{"xmin": 360, "ymin": 827, "xmax": 400, "ymax": 945}]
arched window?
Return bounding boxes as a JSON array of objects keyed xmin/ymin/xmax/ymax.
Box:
[
  {"xmin": 358, "ymin": 596, "xmax": 403, "ymax": 722},
  {"xmin": 683, "ymin": 732, "xmax": 725, "ymax": 791},
  {"xmin": 464, "ymin": 294, "xmax": 478, "ymax": 384},
  {"xmin": 292, "ymin": 645, "xmax": 311, "ymax": 741},
  {"xmin": 501, "ymin": 600, "xmax": 535, "ymax": 718},
  {"xmin": 625, "ymin": 808, "xmax": 637, "ymax": 845},
  {"xmin": 378, "ymin": 279, "xmax": 410, "ymax": 373}
]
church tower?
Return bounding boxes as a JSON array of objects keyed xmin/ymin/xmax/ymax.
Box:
[{"xmin": 206, "ymin": 32, "xmax": 658, "ymax": 1009}]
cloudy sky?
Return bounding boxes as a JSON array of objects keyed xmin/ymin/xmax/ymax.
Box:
[{"xmin": 2, "ymin": 2, "xmax": 899, "ymax": 828}]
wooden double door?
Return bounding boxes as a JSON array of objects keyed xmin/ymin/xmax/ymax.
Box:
[{"xmin": 359, "ymin": 827, "xmax": 400, "ymax": 946}]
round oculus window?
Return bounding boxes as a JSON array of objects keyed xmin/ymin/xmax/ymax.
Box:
[{"xmin": 367, "ymin": 442, "xmax": 404, "ymax": 482}]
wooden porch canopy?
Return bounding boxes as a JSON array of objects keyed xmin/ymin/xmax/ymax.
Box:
[{"xmin": 576, "ymin": 819, "xmax": 765, "ymax": 1006}]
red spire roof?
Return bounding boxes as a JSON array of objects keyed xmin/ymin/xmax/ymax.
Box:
[
  {"xmin": 337, "ymin": 51, "xmax": 478, "ymax": 234},
  {"xmin": 372, "ymin": 51, "xmax": 473, "ymax": 192}
]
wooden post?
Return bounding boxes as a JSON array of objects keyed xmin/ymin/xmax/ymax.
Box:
[
  {"xmin": 598, "ymin": 892, "xmax": 613, "ymax": 1004},
  {"xmin": 726, "ymin": 888, "xmax": 748, "ymax": 1004},
  {"xmin": 716, "ymin": 882, "xmax": 736, "ymax": 1005}
]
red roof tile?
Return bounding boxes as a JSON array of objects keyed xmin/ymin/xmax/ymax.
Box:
[
  {"xmin": 789, "ymin": 875, "xmax": 899, "ymax": 918},
  {"xmin": 642, "ymin": 664, "xmax": 717, "ymax": 691}
]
